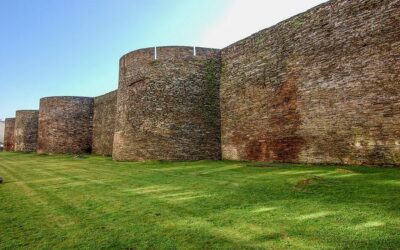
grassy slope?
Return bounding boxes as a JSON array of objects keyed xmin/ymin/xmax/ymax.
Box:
[{"xmin": 0, "ymin": 152, "xmax": 399, "ymax": 249}]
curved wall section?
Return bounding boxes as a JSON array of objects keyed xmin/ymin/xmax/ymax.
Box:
[
  {"xmin": 113, "ymin": 46, "xmax": 221, "ymax": 161},
  {"xmin": 4, "ymin": 118, "xmax": 16, "ymax": 151},
  {"xmin": 37, "ymin": 96, "xmax": 94, "ymax": 154},
  {"xmin": 14, "ymin": 110, "xmax": 39, "ymax": 152},
  {"xmin": 92, "ymin": 90, "xmax": 117, "ymax": 156},
  {"xmin": 220, "ymin": 0, "xmax": 400, "ymax": 166}
]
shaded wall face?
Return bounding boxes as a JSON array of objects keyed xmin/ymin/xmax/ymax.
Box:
[
  {"xmin": 113, "ymin": 47, "xmax": 221, "ymax": 161},
  {"xmin": 92, "ymin": 90, "xmax": 117, "ymax": 156},
  {"xmin": 4, "ymin": 118, "xmax": 16, "ymax": 151},
  {"xmin": 37, "ymin": 97, "xmax": 94, "ymax": 154},
  {"xmin": 0, "ymin": 121, "xmax": 4, "ymax": 143},
  {"xmin": 14, "ymin": 111, "xmax": 39, "ymax": 152},
  {"xmin": 220, "ymin": 0, "xmax": 400, "ymax": 166}
]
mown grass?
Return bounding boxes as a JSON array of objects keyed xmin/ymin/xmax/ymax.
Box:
[{"xmin": 0, "ymin": 152, "xmax": 399, "ymax": 249}]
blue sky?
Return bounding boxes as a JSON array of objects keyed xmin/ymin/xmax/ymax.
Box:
[{"xmin": 0, "ymin": 0, "xmax": 326, "ymax": 120}]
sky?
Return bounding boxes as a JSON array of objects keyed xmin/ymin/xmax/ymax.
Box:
[{"xmin": 0, "ymin": 0, "xmax": 327, "ymax": 120}]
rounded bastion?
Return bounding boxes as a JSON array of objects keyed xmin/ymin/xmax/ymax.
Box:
[
  {"xmin": 37, "ymin": 96, "xmax": 94, "ymax": 154},
  {"xmin": 4, "ymin": 118, "xmax": 16, "ymax": 151},
  {"xmin": 113, "ymin": 46, "xmax": 222, "ymax": 161},
  {"xmin": 14, "ymin": 110, "xmax": 39, "ymax": 152}
]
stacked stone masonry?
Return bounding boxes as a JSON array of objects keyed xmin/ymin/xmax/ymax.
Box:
[
  {"xmin": 4, "ymin": 118, "xmax": 16, "ymax": 151},
  {"xmin": 3, "ymin": 0, "xmax": 399, "ymax": 167},
  {"xmin": 220, "ymin": 0, "xmax": 400, "ymax": 166},
  {"xmin": 37, "ymin": 96, "xmax": 94, "ymax": 154},
  {"xmin": 92, "ymin": 90, "xmax": 117, "ymax": 156},
  {"xmin": 14, "ymin": 110, "xmax": 39, "ymax": 152},
  {"xmin": 0, "ymin": 121, "xmax": 4, "ymax": 144},
  {"xmin": 113, "ymin": 46, "xmax": 221, "ymax": 161}
]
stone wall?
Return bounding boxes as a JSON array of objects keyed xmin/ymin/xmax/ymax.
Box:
[
  {"xmin": 4, "ymin": 118, "xmax": 16, "ymax": 151},
  {"xmin": 220, "ymin": 0, "xmax": 400, "ymax": 166},
  {"xmin": 92, "ymin": 90, "xmax": 117, "ymax": 156},
  {"xmin": 37, "ymin": 96, "xmax": 94, "ymax": 154},
  {"xmin": 0, "ymin": 120, "xmax": 4, "ymax": 143},
  {"xmin": 4, "ymin": 0, "xmax": 398, "ymax": 166},
  {"xmin": 14, "ymin": 110, "xmax": 39, "ymax": 152},
  {"xmin": 113, "ymin": 46, "xmax": 221, "ymax": 161}
]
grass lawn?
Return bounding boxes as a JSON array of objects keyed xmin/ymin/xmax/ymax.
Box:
[{"xmin": 0, "ymin": 152, "xmax": 399, "ymax": 249}]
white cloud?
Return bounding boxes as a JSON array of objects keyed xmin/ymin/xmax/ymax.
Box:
[{"xmin": 198, "ymin": 0, "xmax": 328, "ymax": 48}]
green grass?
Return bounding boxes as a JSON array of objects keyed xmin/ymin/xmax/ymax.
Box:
[{"xmin": 0, "ymin": 152, "xmax": 399, "ymax": 249}]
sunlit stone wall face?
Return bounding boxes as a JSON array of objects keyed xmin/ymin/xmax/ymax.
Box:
[
  {"xmin": 14, "ymin": 110, "xmax": 39, "ymax": 152},
  {"xmin": 37, "ymin": 96, "xmax": 94, "ymax": 154},
  {"xmin": 220, "ymin": 0, "xmax": 400, "ymax": 166},
  {"xmin": 113, "ymin": 46, "xmax": 221, "ymax": 161}
]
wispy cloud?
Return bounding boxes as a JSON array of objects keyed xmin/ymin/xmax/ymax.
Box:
[{"xmin": 198, "ymin": 0, "xmax": 328, "ymax": 48}]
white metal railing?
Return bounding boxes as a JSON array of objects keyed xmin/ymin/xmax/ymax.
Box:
[{"xmin": 153, "ymin": 46, "xmax": 198, "ymax": 60}]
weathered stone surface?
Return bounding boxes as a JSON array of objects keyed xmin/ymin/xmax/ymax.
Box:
[
  {"xmin": 113, "ymin": 46, "xmax": 221, "ymax": 161},
  {"xmin": 14, "ymin": 110, "xmax": 39, "ymax": 152},
  {"xmin": 92, "ymin": 90, "xmax": 117, "ymax": 156},
  {"xmin": 220, "ymin": 0, "xmax": 400, "ymax": 166},
  {"xmin": 3, "ymin": 0, "xmax": 397, "ymax": 167},
  {"xmin": 0, "ymin": 120, "xmax": 4, "ymax": 143},
  {"xmin": 37, "ymin": 96, "xmax": 94, "ymax": 154},
  {"xmin": 4, "ymin": 118, "xmax": 16, "ymax": 151}
]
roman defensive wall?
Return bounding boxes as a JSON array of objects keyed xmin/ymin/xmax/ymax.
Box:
[
  {"xmin": 220, "ymin": 0, "xmax": 400, "ymax": 166},
  {"xmin": 14, "ymin": 110, "xmax": 39, "ymax": 152},
  {"xmin": 113, "ymin": 46, "xmax": 221, "ymax": 161},
  {"xmin": 2, "ymin": 0, "xmax": 399, "ymax": 166},
  {"xmin": 92, "ymin": 90, "xmax": 117, "ymax": 156},
  {"xmin": 4, "ymin": 118, "xmax": 16, "ymax": 151},
  {"xmin": 37, "ymin": 96, "xmax": 94, "ymax": 154}
]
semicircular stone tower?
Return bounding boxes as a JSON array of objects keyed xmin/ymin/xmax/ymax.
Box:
[
  {"xmin": 14, "ymin": 110, "xmax": 39, "ymax": 152},
  {"xmin": 37, "ymin": 96, "xmax": 94, "ymax": 154},
  {"xmin": 113, "ymin": 46, "xmax": 221, "ymax": 161},
  {"xmin": 4, "ymin": 118, "xmax": 16, "ymax": 151}
]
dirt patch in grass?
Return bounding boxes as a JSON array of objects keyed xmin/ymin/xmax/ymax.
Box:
[
  {"xmin": 295, "ymin": 176, "xmax": 325, "ymax": 190},
  {"xmin": 335, "ymin": 168, "xmax": 356, "ymax": 174}
]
